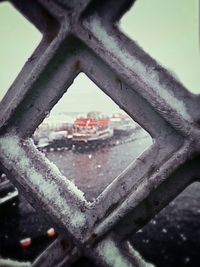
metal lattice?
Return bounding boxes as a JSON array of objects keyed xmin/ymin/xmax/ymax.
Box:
[{"xmin": 0, "ymin": 0, "xmax": 199, "ymax": 266}]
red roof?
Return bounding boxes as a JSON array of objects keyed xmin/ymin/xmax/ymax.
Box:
[{"xmin": 74, "ymin": 117, "xmax": 109, "ymax": 127}]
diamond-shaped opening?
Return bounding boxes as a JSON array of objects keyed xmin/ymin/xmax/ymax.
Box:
[
  {"xmin": 33, "ymin": 73, "xmax": 152, "ymax": 201},
  {"xmin": 0, "ymin": 172, "xmax": 18, "ymax": 208},
  {"xmin": 0, "ymin": 173, "xmax": 56, "ymax": 262},
  {"xmin": 119, "ymin": 0, "xmax": 200, "ymax": 94},
  {"xmin": 0, "ymin": 2, "xmax": 42, "ymax": 101},
  {"xmin": 130, "ymin": 182, "xmax": 200, "ymax": 267}
]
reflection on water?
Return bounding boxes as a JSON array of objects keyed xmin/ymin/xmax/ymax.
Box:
[{"xmin": 44, "ymin": 128, "xmax": 152, "ymax": 201}]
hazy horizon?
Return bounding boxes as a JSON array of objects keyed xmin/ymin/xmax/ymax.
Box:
[
  {"xmin": 49, "ymin": 73, "xmax": 122, "ymax": 114},
  {"xmin": 0, "ymin": 0, "xmax": 199, "ymax": 115}
]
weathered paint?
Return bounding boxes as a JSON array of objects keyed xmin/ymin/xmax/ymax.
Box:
[{"xmin": 0, "ymin": 0, "xmax": 199, "ymax": 266}]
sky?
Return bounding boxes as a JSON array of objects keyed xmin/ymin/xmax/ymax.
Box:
[
  {"xmin": 0, "ymin": 0, "xmax": 199, "ymax": 114},
  {"xmin": 120, "ymin": 0, "xmax": 200, "ymax": 95}
]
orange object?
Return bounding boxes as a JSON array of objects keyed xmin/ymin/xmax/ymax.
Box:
[
  {"xmin": 20, "ymin": 238, "xmax": 32, "ymax": 248},
  {"xmin": 74, "ymin": 118, "xmax": 109, "ymax": 127},
  {"xmin": 47, "ymin": 227, "xmax": 56, "ymax": 237}
]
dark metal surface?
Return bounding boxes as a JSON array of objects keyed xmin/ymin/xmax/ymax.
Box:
[{"xmin": 0, "ymin": 0, "xmax": 199, "ymax": 266}]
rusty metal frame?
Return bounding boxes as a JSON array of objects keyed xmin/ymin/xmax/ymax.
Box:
[{"xmin": 0, "ymin": 0, "xmax": 199, "ymax": 266}]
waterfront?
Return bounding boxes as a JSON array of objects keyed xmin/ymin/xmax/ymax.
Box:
[
  {"xmin": 0, "ymin": 129, "xmax": 199, "ymax": 267},
  {"xmin": 45, "ymin": 128, "xmax": 151, "ymax": 201}
]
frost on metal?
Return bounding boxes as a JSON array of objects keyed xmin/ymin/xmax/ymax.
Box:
[
  {"xmin": 0, "ymin": 0, "xmax": 199, "ymax": 266},
  {"xmin": 0, "ymin": 258, "xmax": 30, "ymax": 267},
  {"xmin": 95, "ymin": 238, "xmax": 154, "ymax": 267},
  {"xmin": 0, "ymin": 134, "xmax": 86, "ymax": 230},
  {"xmin": 96, "ymin": 240, "xmax": 133, "ymax": 267},
  {"xmin": 84, "ymin": 16, "xmax": 191, "ymax": 122}
]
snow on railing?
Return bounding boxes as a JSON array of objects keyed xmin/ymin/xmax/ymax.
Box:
[{"xmin": 0, "ymin": 0, "xmax": 199, "ymax": 266}]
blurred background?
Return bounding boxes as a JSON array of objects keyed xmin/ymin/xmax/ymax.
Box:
[{"xmin": 0, "ymin": 1, "xmax": 199, "ymax": 266}]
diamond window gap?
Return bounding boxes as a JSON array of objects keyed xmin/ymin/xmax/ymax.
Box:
[
  {"xmin": 33, "ymin": 73, "xmax": 152, "ymax": 202},
  {"xmin": 0, "ymin": 173, "xmax": 55, "ymax": 262},
  {"xmin": 0, "ymin": 2, "xmax": 42, "ymax": 102},
  {"xmin": 119, "ymin": 0, "xmax": 200, "ymax": 95},
  {"xmin": 0, "ymin": 172, "xmax": 18, "ymax": 206},
  {"xmin": 0, "ymin": 172, "xmax": 73, "ymax": 262},
  {"xmin": 131, "ymin": 182, "xmax": 200, "ymax": 267}
]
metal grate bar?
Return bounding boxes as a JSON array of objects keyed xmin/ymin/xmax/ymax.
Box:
[{"xmin": 0, "ymin": 0, "xmax": 199, "ymax": 266}]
